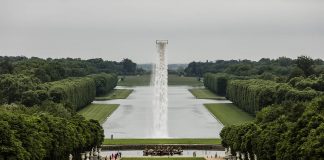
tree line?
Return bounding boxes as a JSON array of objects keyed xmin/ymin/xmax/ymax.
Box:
[
  {"xmin": 0, "ymin": 73, "xmax": 118, "ymax": 112},
  {"xmin": 88, "ymin": 73, "xmax": 118, "ymax": 96},
  {"xmin": 203, "ymin": 73, "xmax": 229, "ymax": 96},
  {"xmin": 203, "ymin": 73, "xmax": 248, "ymax": 96},
  {"xmin": 226, "ymin": 79, "xmax": 319, "ymax": 115},
  {"xmin": 205, "ymin": 74, "xmax": 324, "ymax": 159},
  {"xmin": 204, "ymin": 73, "xmax": 321, "ymax": 115},
  {"xmin": 0, "ymin": 103, "xmax": 104, "ymax": 159},
  {"xmin": 220, "ymin": 96, "xmax": 323, "ymax": 159},
  {"xmin": 186, "ymin": 56, "xmax": 324, "ymax": 79},
  {"xmin": 203, "ymin": 56, "xmax": 324, "ymax": 159},
  {"xmin": 0, "ymin": 73, "xmax": 118, "ymax": 159},
  {"xmin": 0, "ymin": 56, "xmax": 138, "ymax": 82}
]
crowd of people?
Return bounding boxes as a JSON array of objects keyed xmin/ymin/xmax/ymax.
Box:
[
  {"xmin": 143, "ymin": 146, "xmax": 183, "ymax": 156},
  {"xmin": 104, "ymin": 152, "xmax": 122, "ymax": 160}
]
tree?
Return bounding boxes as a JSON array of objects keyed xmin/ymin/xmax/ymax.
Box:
[
  {"xmin": 21, "ymin": 91, "xmax": 39, "ymax": 107},
  {"xmin": 121, "ymin": 58, "xmax": 136, "ymax": 75},
  {"xmin": 0, "ymin": 58, "xmax": 14, "ymax": 74},
  {"xmin": 0, "ymin": 120, "xmax": 29, "ymax": 159},
  {"xmin": 0, "ymin": 74, "xmax": 40, "ymax": 104},
  {"xmin": 296, "ymin": 55, "xmax": 315, "ymax": 77},
  {"xmin": 0, "ymin": 106, "xmax": 104, "ymax": 160},
  {"xmin": 220, "ymin": 96, "xmax": 324, "ymax": 159}
]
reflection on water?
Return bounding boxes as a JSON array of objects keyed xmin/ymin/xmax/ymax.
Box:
[
  {"xmin": 101, "ymin": 150, "xmax": 225, "ymax": 157},
  {"xmin": 96, "ymin": 86, "xmax": 231, "ymax": 138}
]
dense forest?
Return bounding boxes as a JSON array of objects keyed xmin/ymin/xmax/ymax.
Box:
[
  {"xmin": 203, "ymin": 56, "xmax": 324, "ymax": 159},
  {"xmin": 0, "ymin": 56, "xmax": 139, "ymax": 82},
  {"xmin": 0, "ymin": 56, "xmax": 120, "ymax": 159},
  {"xmin": 185, "ymin": 56, "xmax": 324, "ymax": 78}
]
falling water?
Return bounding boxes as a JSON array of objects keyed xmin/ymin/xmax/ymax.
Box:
[{"xmin": 151, "ymin": 40, "xmax": 168, "ymax": 138}]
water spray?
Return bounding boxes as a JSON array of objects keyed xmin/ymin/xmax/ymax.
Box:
[{"xmin": 152, "ymin": 40, "xmax": 168, "ymax": 138}]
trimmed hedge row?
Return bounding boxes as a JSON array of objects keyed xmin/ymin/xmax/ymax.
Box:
[
  {"xmin": 226, "ymin": 79, "xmax": 277, "ymax": 114},
  {"xmin": 226, "ymin": 79, "xmax": 319, "ymax": 115},
  {"xmin": 88, "ymin": 73, "xmax": 118, "ymax": 96},
  {"xmin": 45, "ymin": 73, "xmax": 118, "ymax": 112},
  {"xmin": 203, "ymin": 73, "xmax": 229, "ymax": 96},
  {"xmin": 0, "ymin": 73, "xmax": 118, "ymax": 109},
  {"xmin": 203, "ymin": 73, "xmax": 250, "ymax": 96},
  {"xmin": 47, "ymin": 77, "xmax": 96, "ymax": 112}
]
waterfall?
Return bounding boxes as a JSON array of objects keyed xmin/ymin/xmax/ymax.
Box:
[{"xmin": 151, "ymin": 40, "xmax": 168, "ymax": 138}]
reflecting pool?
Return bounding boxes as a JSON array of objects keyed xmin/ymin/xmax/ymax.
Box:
[
  {"xmin": 96, "ymin": 86, "xmax": 231, "ymax": 138},
  {"xmin": 101, "ymin": 150, "xmax": 225, "ymax": 157}
]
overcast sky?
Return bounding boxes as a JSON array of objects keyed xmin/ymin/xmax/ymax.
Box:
[{"xmin": 1, "ymin": 0, "xmax": 324, "ymax": 63}]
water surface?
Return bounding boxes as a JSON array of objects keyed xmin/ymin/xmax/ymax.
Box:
[
  {"xmin": 101, "ymin": 150, "xmax": 225, "ymax": 157},
  {"xmin": 96, "ymin": 86, "xmax": 230, "ymax": 138}
]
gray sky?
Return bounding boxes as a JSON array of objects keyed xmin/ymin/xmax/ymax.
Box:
[{"xmin": 1, "ymin": 0, "xmax": 324, "ymax": 63}]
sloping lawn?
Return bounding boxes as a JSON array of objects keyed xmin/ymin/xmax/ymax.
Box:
[
  {"xmin": 168, "ymin": 75, "xmax": 203, "ymax": 86},
  {"xmin": 78, "ymin": 104, "xmax": 119, "ymax": 124},
  {"xmin": 95, "ymin": 89, "xmax": 133, "ymax": 100},
  {"xmin": 189, "ymin": 88, "xmax": 226, "ymax": 100},
  {"xmin": 204, "ymin": 103, "xmax": 254, "ymax": 126}
]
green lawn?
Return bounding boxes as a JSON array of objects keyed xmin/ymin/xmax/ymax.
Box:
[
  {"xmin": 121, "ymin": 158, "xmax": 205, "ymax": 160},
  {"xmin": 118, "ymin": 75, "xmax": 202, "ymax": 86},
  {"xmin": 103, "ymin": 138, "xmax": 221, "ymax": 145},
  {"xmin": 168, "ymin": 75, "xmax": 202, "ymax": 86},
  {"xmin": 78, "ymin": 104, "xmax": 119, "ymax": 124},
  {"xmin": 118, "ymin": 75, "xmax": 151, "ymax": 86},
  {"xmin": 204, "ymin": 103, "xmax": 254, "ymax": 126},
  {"xmin": 189, "ymin": 88, "xmax": 226, "ymax": 100},
  {"xmin": 95, "ymin": 89, "xmax": 133, "ymax": 100}
]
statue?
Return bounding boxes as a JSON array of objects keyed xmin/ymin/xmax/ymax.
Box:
[
  {"xmin": 85, "ymin": 151, "xmax": 90, "ymax": 160},
  {"xmin": 80, "ymin": 153, "xmax": 85, "ymax": 160},
  {"xmin": 91, "ymin": 148, "xmax": 94, "ymax": 156},
  {"xmin": 98, "ymin": 148, "xmax": 102, "ymax": 158},
  {"xmin": 93, "ymin": 147, "xmax": 98, "ymax": 156}
]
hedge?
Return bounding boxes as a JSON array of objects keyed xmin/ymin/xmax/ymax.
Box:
[
  {"xmin": 46, "ymin": 77, "xmax": 96, "ymax": 112},
  {"xmin": 45, "ymin": 73, "xmax": 118, "ymax": 111},
  {"xmin": 88, "ymin": 73, "xmax": 118, "ymax": 96},
  {"xmin": 203, "ymin": 73, "xmax": 231, "ymax": 96},
  {"xmin": 226, "ymin": 79, "xmax": 319, "ymax": 115}
]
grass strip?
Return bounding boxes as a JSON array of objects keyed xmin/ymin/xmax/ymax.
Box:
[
  {"xmin": 103, "ymin": 138, "xmax": 221, "ymax": 145},
  {"xmin": 118, "ymin": 75, "xmax": 202, "ymax": 86},
  {"xmin": 95, "ymin": 89, "xmax": 133, "ymax": 100},
  {"xmin": 118, "ymin": 75, "xmax": 151, "ymax": 86},
  {"xmin": 168, "ymin": 75, "xmax": 203, "ymax": 86},
  {"xmin": 78, "ymin": 104, "xmax": 119, "ymax": 124},
  {"xmin": 189, "ymin": 89, "xmax": 226, "ymax": 100},
  {"xmin": 204, "ymin": 103, "xmax": 254, "ymax": 126}
]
